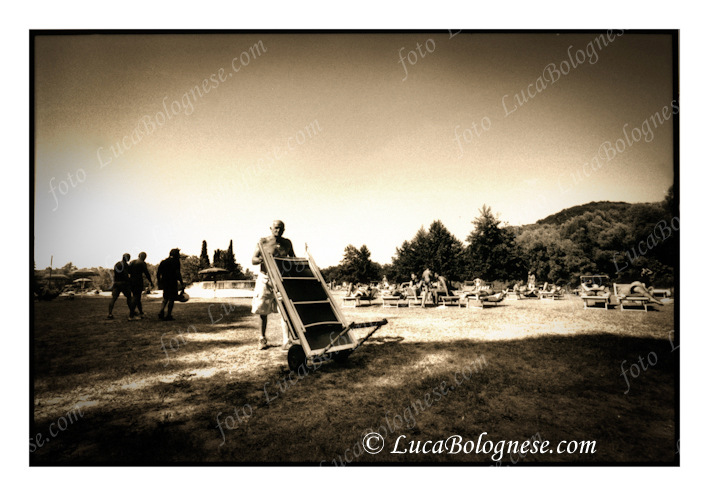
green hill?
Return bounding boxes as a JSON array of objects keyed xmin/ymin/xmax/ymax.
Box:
[{"xmin": 536, "ymin": 201, "xmax": 633, "ymax": 226}]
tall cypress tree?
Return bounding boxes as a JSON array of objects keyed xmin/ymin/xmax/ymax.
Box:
[
  {"xmin": 225, "ymin": 240, "xmax": 243, "ymax": 278},
  {"xmin": 226, "ymin": 240, "xmax": 236, "ymax": 272},
  {"xmin": 199, "ymin": 240, "xmax": 210, "ymax": 269},
  {"xmin": 213, "ymin": 249, "xmax": 224, "ymax": 269}
]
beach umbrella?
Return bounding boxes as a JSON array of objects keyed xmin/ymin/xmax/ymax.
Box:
[
  {"xmin": 70, "ymin": 270, "xmax": 99, "ymax": 278},
  {"xmin": 73, "ymin": 277, "xmax": 93, "ymax": 290},
  {"xmin": 199, "ymin": 267, "xmax": 229, "ymax": 277},
  {"xmin": 198, "ymin": 267, "xmax": 228, "ymax": 295}
]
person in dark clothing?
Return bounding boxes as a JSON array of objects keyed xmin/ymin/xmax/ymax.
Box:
[
  {"xmin": 157, "ymin": 248, "xmax": 184, "ymax": 321},
  {"xmin": 129, "ymin": 252, "xmax": 153, "ymax": 319},
  {"xmin": 108, "ymin": 253, "xmax": 135, "ymax": 319}
]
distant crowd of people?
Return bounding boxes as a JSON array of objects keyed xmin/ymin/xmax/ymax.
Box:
[
  {"xmin": 332, "ymin": 266, "xmax": 664, "ymax": 308},
  {"xmin": 107, "ymin": 248, "xmax": 185, "ymax": 321}
]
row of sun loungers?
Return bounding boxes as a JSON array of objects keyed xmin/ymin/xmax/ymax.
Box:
[
  {"xmin": 346, "ymin": 282, "xmax": 665, "ymax": 312},
  {"xmin": 347, "ymin": 292, "xmax": 506, "ymax": 309},
  {"xmin": 580, "ymin": 283, "xmax": 661, "ymax": 312}
]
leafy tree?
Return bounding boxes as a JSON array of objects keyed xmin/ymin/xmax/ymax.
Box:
[
  {"xmin": 321, "ymin": 265, "xmax": 344, "ymax": 285},
  {"xmin": 181, "ymin": 255, "xmax": 202, "ymax": 285},
  {"xmin": 146, "ymin": 263, "xmax": 159, "ymax": 289},
  {"xmin": 391, "ymin": 221, "xmax": 465, "ymax": 281},
  {"xmin": 663, "ymin": 183, "xmax": 677, "ymax": 218},
  {"xmin": 513, "ymin": 199, "xmax": 676, "ymax": 287},
  {"xmin": 199, "ymin": 240, "xmax": 210, "ymax": 269},
  {"xmin": 213, "ymin": 244, "xmax": 244, "ymax": 279},
  {"xmin": 464, "ymin": 205, "xmax": 520, "ymax": 281},
  {"xmin": 356, "ymin": 245, "xmax": 381, "ymax": 283},
  {"xmin": 427, "ymin": 220, "xmax": 465, "ymax": 281},
  {"xmin": 391, "ymin": 239, "xmax": 415, "ymax": 281},
  {"xmin": 380, "ymin": 263, "xmax": 397, "ymax": 283},
  {"xmin": 59, "ymin": 262, "xmax": 78, "ymax": 275},
  {"xmin": 95, "ymin": 266, "xmax": 114, "ymax": 291},
  {"xmin": 390, "ymin": 226, "xmax": 431, "ymax": 280},
  {"xmin": 337, "ymin": 244, "xmax": 380, "ymax": 284}
]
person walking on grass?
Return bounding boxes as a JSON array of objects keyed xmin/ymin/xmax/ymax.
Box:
[
  {"xmin": 157, "ymin": 248, "xmax": 184, "ymax": 321},
  {"xmin": 251, "ymin": 220, "xmax": 295, "ymax": 351},
  {"xmin": 108, "ymin": 253, "xmax": 135, "ymax": 320},
  {"xmin": 129, "ymin": 252, "xmax": 153, "ymax": 319}
]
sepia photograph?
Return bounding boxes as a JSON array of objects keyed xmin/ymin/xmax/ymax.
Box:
[{"xmin": 28, "ymin": 22, "xmax": 685, "ymax": 482}]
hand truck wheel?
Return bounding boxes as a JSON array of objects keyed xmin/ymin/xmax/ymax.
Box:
[
  {"xmin": 287, "ymin": 344, "xmax": 307, "ymax": 372},
  {"xmin": 332, "ymin": 349, "xmax": 352, "ymax": 364}
]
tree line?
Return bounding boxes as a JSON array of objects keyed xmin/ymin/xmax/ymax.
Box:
[
  {"xmin": 35, "ymin": 188, "xmax": 677, "ymax": 292},
  {"xmin": 34, "ymin": 239, "xmax": 256, "ymax": 292},
  {"xmin": 321, "ymin": 186, "xmax": 677, "ymax": 289}
]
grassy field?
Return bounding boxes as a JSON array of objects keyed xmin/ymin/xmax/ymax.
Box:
[{"xmin": 31, "ymin": 293, "xmax": 677, "ymax": 465}]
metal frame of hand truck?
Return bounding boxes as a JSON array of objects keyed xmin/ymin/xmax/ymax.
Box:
[{"xmin": 259, "ymin": 241, "xmax": 387, "ymax": 371}]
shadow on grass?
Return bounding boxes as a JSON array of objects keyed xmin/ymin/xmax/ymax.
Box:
[{"xmin": 32, "ymin": 329, "xmax": 677, "ymax": 465}]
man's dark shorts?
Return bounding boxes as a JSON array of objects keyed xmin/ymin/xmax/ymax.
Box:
[
  {"xmin": 112, "ymin": 282, "xmax": 132, "ymax": 299},
  {"xmin": 162, "ymin": 282, "xmax": 179, "ymax": 300},
  {"xmin": 130, "ymin": 284, "xmax": 144, "ymax": 300}
]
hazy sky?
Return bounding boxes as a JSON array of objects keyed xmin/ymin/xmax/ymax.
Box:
[{"xmin": 33, "ymin": 32, "xmax": 675, "ymax": 270}]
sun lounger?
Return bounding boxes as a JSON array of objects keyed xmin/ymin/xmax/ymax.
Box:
[
  {"xmin": 382, "ymin": 296, "xmax": 408, "ymax": 308},
  {"xmin": 538, "ymin": 290, "xmax": 563, "ymax": 300},
  {"xmin": 467, "ymin": 293, "xmax": 504, "ymax": 309},
  {"xmin": 613, "ymin": 283, "xmax": 654, "ymax": 312},
  {"xmin": 342, "ymin": 296, "xmax": 373, "ymax": 308},
  {"xmin": 59, "ymin": 291, "xmax": 75, "ymax": 300},
  {"xmin": 406, "ymin": 295, "xmax": 422, "ymax": 307},
  {"xmin": 505, "ymin": 289, "xmax": 534, "ymax": 300},
  {"xmin": 439, "ymin": 295, "xmax": 461, "ymax": 307},
  {"xmin": 580, "ymin": 294, "xmax": 611, "ymax": 309}
]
